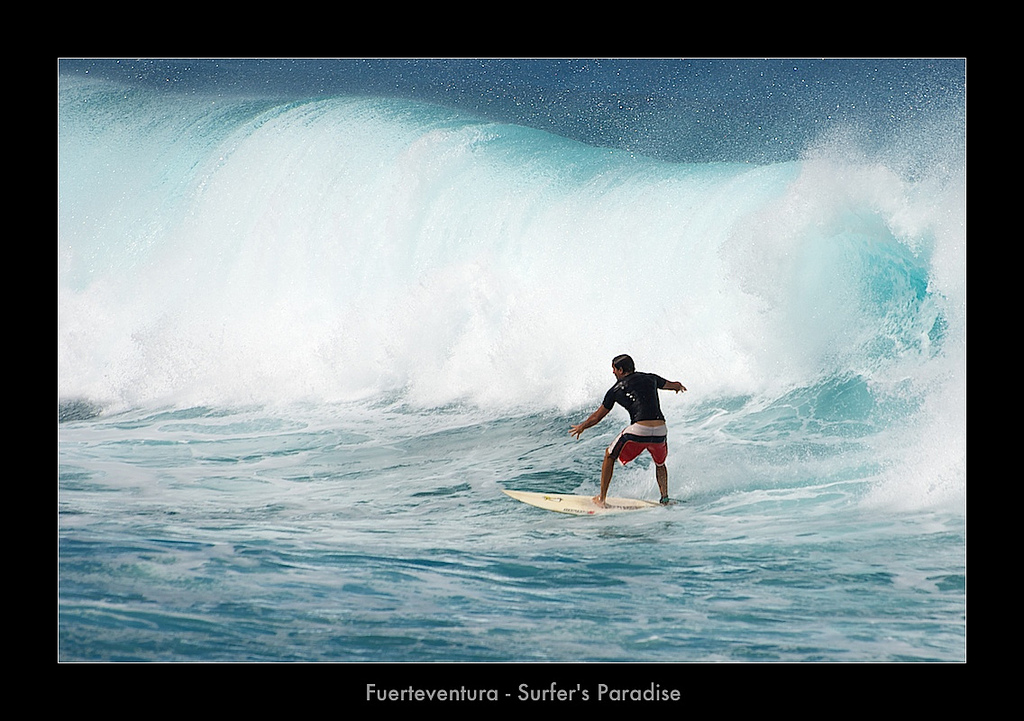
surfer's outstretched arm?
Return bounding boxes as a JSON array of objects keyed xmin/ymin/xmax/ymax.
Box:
[
  {"xmin": 570, "ymin": 405, "xmax": 610, "ymax": 439},
  {"xmin": 662, "ymin": 380, "xmax": 687, "ymax": 393}
]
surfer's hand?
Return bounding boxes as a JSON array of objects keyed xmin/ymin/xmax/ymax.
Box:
[{"xmin": 570, "ymin": 424, "xmax": 585, "ymax": 439}]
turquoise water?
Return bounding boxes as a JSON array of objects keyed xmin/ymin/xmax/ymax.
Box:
[
  {"xmin": 58, "ymin": 60, "xmax": 966, "ymax": 666},
  {"xmin": 58, "ymin": 397, "xmax": 965, "ymax": 663}
]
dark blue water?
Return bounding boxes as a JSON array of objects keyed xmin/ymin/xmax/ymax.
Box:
[{"xmin": 58, "ymin": 58, "xmax": 965, "ymax": 165}]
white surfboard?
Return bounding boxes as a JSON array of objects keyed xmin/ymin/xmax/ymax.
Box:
[{"xmin": 503, "ymin": 489, "xmax": 660, "ymax": 515}]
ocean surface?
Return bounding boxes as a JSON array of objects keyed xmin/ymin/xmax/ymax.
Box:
[{"xmin": 58, "ymin": 59, "xmax": 966, "ymax": 666}]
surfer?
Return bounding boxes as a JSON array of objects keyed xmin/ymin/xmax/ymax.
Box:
[{"xmin": 570, "ymin": 354, "xmax": 686, "ymax": 507}]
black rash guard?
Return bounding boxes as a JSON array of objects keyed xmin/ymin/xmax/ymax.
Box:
[{"xmin": 602, "ymin": 372, "xmax": 668, "ymax": 424}]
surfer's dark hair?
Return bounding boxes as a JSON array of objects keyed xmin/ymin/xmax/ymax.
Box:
[{"xmin": 612, "ymin": 354, "xmax": 635, "ymax": 374}]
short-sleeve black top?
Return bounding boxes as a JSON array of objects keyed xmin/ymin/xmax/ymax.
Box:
[{"xmin": 601, "ymin": 372, "xmax": 668, "ymax": 424}]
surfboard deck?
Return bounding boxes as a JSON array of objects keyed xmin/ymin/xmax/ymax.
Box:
[{"xmin": 502, "ymin": 489, "xmax": 660, "ymax": 515}]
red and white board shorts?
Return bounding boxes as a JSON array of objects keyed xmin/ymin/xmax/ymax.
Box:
[{"xmin": 608, "ymin": 423, "xmax": 668, "ymax": 466}]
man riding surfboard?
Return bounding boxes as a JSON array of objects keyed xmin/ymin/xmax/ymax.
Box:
[{"xmin": 570, "ymin": 355, "xmax": 686, "ymax": 507}]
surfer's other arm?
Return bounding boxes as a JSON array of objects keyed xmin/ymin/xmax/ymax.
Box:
[{"xmin": 570, "ymin": 405, "xmax": 610, "ymax": 439}]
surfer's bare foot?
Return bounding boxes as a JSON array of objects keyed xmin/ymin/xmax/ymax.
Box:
[{"xmin": 592, "ymin": 496, "xmax": 607, "ymax": 508}]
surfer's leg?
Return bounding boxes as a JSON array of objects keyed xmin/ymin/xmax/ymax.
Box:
[
  {"xmin": 656, "ymin": 464, "xmax": 669, "ymax": 503},
  {"xmin": 649, "ymin": 442, "xmax": 670, "ymax": 503},
  {"xmin": 594, "ymin": 449, "xmax": 615, "ymax": 506}
]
